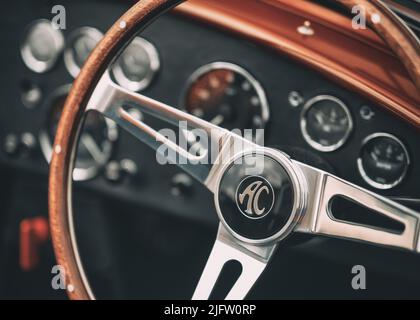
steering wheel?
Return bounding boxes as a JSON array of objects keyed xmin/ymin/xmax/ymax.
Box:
[{"xmin": 49, "ymin": 0, "xmax": 420, "ymax": 300}]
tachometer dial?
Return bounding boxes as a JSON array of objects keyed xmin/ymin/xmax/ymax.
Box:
[
  {"xmin": 300, "ymin": 95, "xmax": 353, "ymax": 152},
  {"xmin": 39, "ymin": 85, "xmax": 118, "ymax": 181},
  {"xmin": 182, "ymin": 62, "xmax": 269, "ymax": 142},
  {"xmin": 357, "ymin": 133, "xmax": 410, "ymax": 189}
]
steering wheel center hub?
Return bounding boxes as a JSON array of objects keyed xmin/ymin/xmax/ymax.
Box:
[{"xmin": 215, "ymin": 150, "xmax": 306, "ymax": 244}]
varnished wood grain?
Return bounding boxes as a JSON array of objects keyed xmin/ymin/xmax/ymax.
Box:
[{"xmin": 49, "ymin": 0, "xmax": 182, "ymax": 300}]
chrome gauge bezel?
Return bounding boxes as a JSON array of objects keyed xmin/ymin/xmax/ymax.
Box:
[
  {"xmin": 111, "ymin": 37, "xmax": 160, "ymax": 92},
  {"xmin": 300, "ymin": 95, "xmax": 353, "ymax": 152},
  {"xmin": 39, "ymin": 85, "xmax": 118, "ymax": 181},
  {"xmin": 180, "ymin": 61, "xmax": 270, "ymax": 143},
  {"xmin": 20, "ymin": 19, "xmax": 64, "ymax": 73},
  {"xmin": 64, "ymin": 27, "xmax": 104, "ymax": 78},
  {"xmin": 357, "ymin": 132, "xmax": 410, "ymax": 190}
]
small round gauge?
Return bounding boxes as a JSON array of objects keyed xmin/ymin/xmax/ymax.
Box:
[
  {"xmin": 301, "ymin": 95, "xmax": 353, "ymax": 152},
  {"xmin": 39, "ymin": 85, "xmax": 118, "ymax": 181},
  {"xmin": 64, "ymin": 27, "xmax": 103, "ymax": 78},
  {"xmin": 357, "ymin": 133, "xmax": 410, "ymax": 189},
  {"xmin": 111, "ymin": 37, "xmax": 160, "ymax": 92},
  {"xmin": 182, "ymin": 62, "xmax": 269, "ymax": 141},
  {"xmin": 21, "ymin": 19, "xmax": 64, "ymax": 73}
]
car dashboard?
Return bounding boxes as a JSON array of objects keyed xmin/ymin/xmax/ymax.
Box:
[{"xmin": 0, "ymin": 0, "xmax": 420, "ymax": 299}]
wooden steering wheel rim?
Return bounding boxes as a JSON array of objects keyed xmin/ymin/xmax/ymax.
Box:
[{"xmin": 49, "ymin": 0, "xmax": 420, "ymax": 300}]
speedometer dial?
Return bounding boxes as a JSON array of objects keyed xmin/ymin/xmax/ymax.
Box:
[
  {"xmin": 357, "ymin": 133, "xmax": 410, "ymax": 189},
  {"xmin": 39, "ymin": 85, "xmax": 118, "ymax": 181},
  {"xmin": 300, "ymin": 95, "xmax": 353, "ymax": 152},
  {"xmin": 182, "ymin": 62, "xmax": 269, "ymax": 142}
]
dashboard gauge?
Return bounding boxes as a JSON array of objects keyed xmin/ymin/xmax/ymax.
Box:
[
  {"xmin": 39, "ymin": 85, "xmax": 118, "ymax": 181},
  {"xmin": 111, "ymin": 37, "xmax": 160, "ymax": 92},
  {"xmin": 20, "ymin": 19, "xmax": 64, "ymax": 73},
  {"xmin": 300, "ymin": 95, "xmax": 353, "ymax": 152},
  {"xmin": 64, "ymin": 27, "xmax": 103, "ymax": 78},
  {"xmin": 182, "ymin": 62, "xmax": 269, "ymax": 142},
  {"xmin": 357, "ymin": 133, "xmax": 410, "ymax": 190}
]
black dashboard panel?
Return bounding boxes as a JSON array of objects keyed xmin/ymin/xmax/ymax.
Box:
[
  {"xmin": 2, "ymin": 2, "xmax": 420, "ymax": 209},
  {"xmin": 1, "ymin": 0, "xmax": 420, "ymax": 299}
]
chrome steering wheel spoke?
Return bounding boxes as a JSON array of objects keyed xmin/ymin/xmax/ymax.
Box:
[
  {"xmin": 294, "ymin": 162, "xmax": 420, "ymax": 253},
  {"xmin": 86, "ymin": 71, "xmax": 254, "ymax": 184},
  {"xmin": 192, "ymin": 224, "xmax": 275, "ymax": 300}
]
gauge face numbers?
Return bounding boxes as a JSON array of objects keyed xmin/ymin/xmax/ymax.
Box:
[
  {"xmin": 64, "ymin": 27, "xmax": 103, "ymax": 78},
  {"xmin": 39, "ymin": 86, "xmax": 118, "ymax": 181},
  {"xmin": 111, "ymin": 37, "xmax": 160, "ymax": 92},
  {"xmin": 358, "ymin": 133, "xmax": 409, "ymax": 190},
  {"xmin": 21, "ymin": 20, "xmax": 64, "ymax": 73},
  {"xmin": 301, "ymin": 95, "xmax": 353, "ymax": 152},
  {"xmin": 183, "ymin": 62, "xmax": 269, "ymax": 141}
]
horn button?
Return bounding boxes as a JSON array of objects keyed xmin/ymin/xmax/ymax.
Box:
[{"xmin": 215, "ymin": 152, "xmax": 303, "ymax": 243}]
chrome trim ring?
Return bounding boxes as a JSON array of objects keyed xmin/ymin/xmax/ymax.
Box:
[
  {"xmin": 39, "ymin": 85, "xmax": 118, "ymax": 181},
  {"xmin": 300, "ymin": 95, "xmax": 353, "ymax": 152},
  {"xmin": 20, "ymin": 19, "xmax": 64, "ymax": 73},
  {"xmin": 64, "ymin": 27, "xmax": 104, "ymax": 78},
  {"xmin": 111, "ymin": 37, "xmax": 160, "ymax": 92},
  {"xmin": 357, "ymin": 132, "xmax": 410, "ymax": 190},
  {"xmin": 214, "ymin": 147, "xmax": 307, "ymax": 245},
  {"xmin": 181, "ymin": 62, "xmax": 270, "ymax": 143}
]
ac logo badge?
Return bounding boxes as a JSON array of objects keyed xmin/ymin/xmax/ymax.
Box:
[{"xmin": 236, "ymin": 175, "xmax": 275, "ymax": 219}]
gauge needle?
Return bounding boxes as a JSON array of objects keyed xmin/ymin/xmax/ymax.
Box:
[
  {"xmin": 81, "ymin": 133, "xmax": 105, "ymax": 165},
  {"xmin": 315, "ymin": 112, "xmax": 325, "ymax": 125}
]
